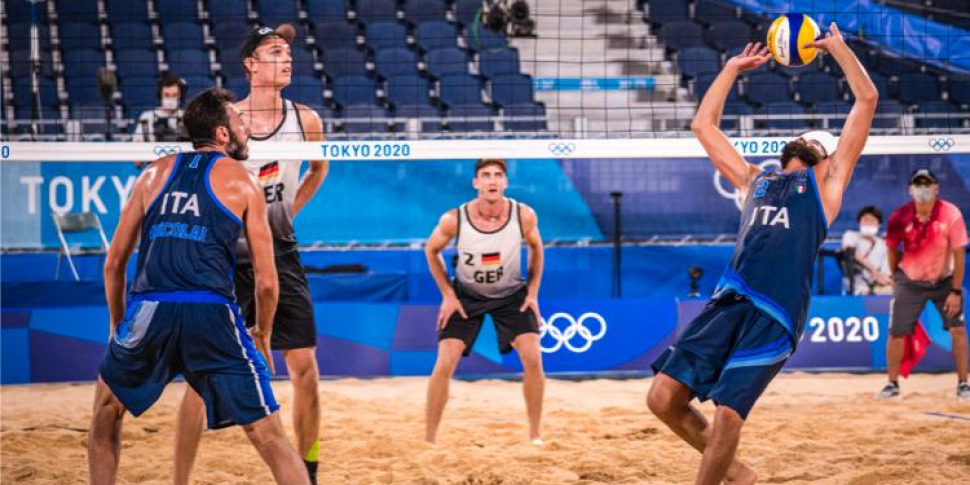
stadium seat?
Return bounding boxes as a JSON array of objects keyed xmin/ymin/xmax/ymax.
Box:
[
  {"xmin": 331, "ymin": 74, "xmax": 380, "ymax": 107},
  {"xmin": 871, "ymin": 100, "xmax": 907, "ymax": 129},
  {"xmin": 454, "ymin": 0, "xmax": 484, "ymax": 27},
  {"xmin": 61, "ymin": 49, "xmax": 107, "ymax": 80},
  {"xmin": 161, "ymin": 22, "xmax": 205, "ymax": 50},
  {"xmin": 950, "ymin": 76, "xmax": 970, "ymax": 106},
  {"xmin": 694, "ymin": 0, "xmax": 737, "ymax": 26},
  {"xmin": 490, "ymin": 74, "xmax": 535, "ymax": 106},
  {"xmin": 286, "ymin": 75, "xmax": 326, "ymax": 110},
  {"xmin": 322, "ymin": 48, "xmax": 368, "ymax": 76},
  {"xmin": 677, "ymin": 46, "xmax": 720, "ymax": 79},
  {"xmin": 216, "ymin": 49, "xmax": 246, "ymax": 77},
  {"xmin": 796, "ymin": 71, "xmax": 841, "ymax": 106},
  {"xmin": 759, "ymin": 102, "xmax": 808, "ymax": 131},
  {"xmin": 342, "ymin": 104, "xmax": 390, "ymax": 134},
  {"xmin": 896, "ymin": 72, "xmax": 941, "ymax": 104},
  {"xmin": 479, "ymin": 48, "xmax": 521, "ymax": 79},
  {"xmin": 721, "ymin": 102, "xmax": 753, "ymax": 131},
  {"xmin": 57, "ymin": 22, "xmax": 102, "ymax": 51},
  {"xmin": 13, "ymin": 75, "xmax": 61, "ymax": 111},
  {"xmin": 313, "ymin": 21, "xmax": 360, "ymax": 51},
  {"xmin": 875, "ymin": 53, "xmax": 919, "ymax": 76},
  {"xmin": 415, "ymin": 21, "xmax": 458, "ymax": 52},
  {"xmin": 290, "ymin": 47, "xmax": 318, "ymax": 75},
  {"xmin": 8, "ymin": 23, "xmax": 51, "ymax": 52},
  {"xmin": 354, "ymin": 0, "xmax": 399, "ymax": 25},
  {"xmin": 106, "ymin": 0, "xmax": 149, "ymax": 23},
  {"xmin": 5, "ymin": 0, "xmax": 47, "ymax": 23},
  {"xmin": 446, "ymin": 104, "xmax": 495, "ymax": 132},
  {"xmin": 111, "ymin": 22, "xmax": 155, "ymax": 51},
  {"xmin": 915, "ymin": 100, "xmax": 961, "ymax": 130},
  {"xmin": 385, "ymin": 74, "xmax": 434, "ymax": 107},
  {"xmin": 9, "ymin": 49, "xmax": 54, "ymax": 78},
  {"xmin": 366, "ymin": 21, "xmax": 408, "ymax": 51},
  {"xmin": 115, "ymin": 48, "xmax": 159, "ymax": 79},
  {"xmin": 404, "ymin": 0, "xmax": 448, "ymax": 25},
  {"xmin": 704, "ymin": 21, "xmax": 751, "ymax": 52},
  {"xmin": 375, "ymin": 48, "xmax": 420, "ymax": 77},
  {"xmin": 256, "ymin": 0, "xmax": 300, "ymax": 27},
  {"xmin": 502, "ymin": 103, "xmax": 547, "ymax": 132},
  {"xmin": 659, "ymin": 21, "xmax": 705, "ymax": 50},
  {"xmin": 212, "ymin": 21, "xmax": 250, "ymax": 52},
  {"xmin": 156, "ymin": 0, "xmax": 199, "ymax": 23},
  {"xmin": 466, "ymin": 26, "xmax": 508, "ymax": 51},
  {"xmin": 182, "ymin": 75, "xmax": 215, "ymax": 100},
  {"xmin": 426, "ymin": 47, "xmax": 470, "ymax": 78},
  {"xmin": 744, "ymin": 72, "xmax": 791, "ymax": 105},
  {"xmin": 55, "ymin": 0, "xmax": 99, "ymax": 23},
  {"xmin": 306, "ymin": 0, "xmax": 348, "ymax": 23},
  {"xmin": 438, "ymin": 74, "xmax": 485, "ymax": 107},
  {"xmin": 812, "ymin": 101, "xmax": 852, "ymax": 129},
  {"xmin": 166, "ymin": 49, "xmax": 212, "ymax": 77},
  {"xmin": 226, "ymin": 77, "xmax": 250, "ymax": 99},
  {"xmin": 119, "ymin": 76, "xmax": 159, "ymax": 117},
  {"xmin": 208, "ymin": 0, "xmax": 250, "ymax": 22},
  {"xmin": 694, "ymin": 72, "xmax": 740, "ymax": 101},
  {"xmin": 644, "ymin": 0, "xmax": 690, "ymax": 25}
]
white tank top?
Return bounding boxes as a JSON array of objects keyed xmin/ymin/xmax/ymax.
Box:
[
  {"xmin": 237, "ymin": 99, "xmax": 305, "ymax": 260},
  {"xmin": 455, "ymin": 198, "xmax": 525, "ymax": 299}
]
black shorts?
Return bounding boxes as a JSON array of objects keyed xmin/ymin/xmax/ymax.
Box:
[
  {"xmin": 235, "ymin": 249, "xmax": 317, "ymax": 350},
  {"xmin": 439, "ymin": 283, "xmax": 539, "ymax": 357},
  {"xmin": 890, "ymin": 271, "xmax": 965, "ymax": 337}
]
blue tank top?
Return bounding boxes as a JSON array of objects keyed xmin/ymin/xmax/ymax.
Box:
[
  {"xmin": 714, "ymin": 168, "xmax": 828, "ymax": 343},
  {"xmin": 130, "ymin": 151, "xmax": 243, "ymax": 300}
]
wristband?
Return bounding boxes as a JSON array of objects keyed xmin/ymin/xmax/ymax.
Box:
[{"xmin": 951, "ymin": 288, "xmax": 963, "ymax": 296}]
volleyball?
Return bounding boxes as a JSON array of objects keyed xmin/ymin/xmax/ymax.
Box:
[{"xmin": 766, "ymin": 13, "xmax": 821, "ymax": 67}]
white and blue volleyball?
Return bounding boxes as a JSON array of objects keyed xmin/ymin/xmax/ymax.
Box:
[{"xmin": 766, "ymin": 14, "xmax": 821, "ymax": 67}]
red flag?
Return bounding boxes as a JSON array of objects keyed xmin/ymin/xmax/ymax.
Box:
[{"xmin": 900, "ymin": 321, "xmax": 931, "ymax": 378}]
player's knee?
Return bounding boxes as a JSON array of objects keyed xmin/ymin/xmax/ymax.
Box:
[
  {"xmin": 519, "ymin": 351, "xmax": 543, "ymax": 373},
  {"xmin": 646, "ymin": 384, "xmax": 673, "ymax": 417},
  {"xmin": 713, "ymin": 404, "xmax": 745, "ymax": 429},
  {"xmin": 243, "ymin": 415, "xmax": 287, "ymax": 448}
]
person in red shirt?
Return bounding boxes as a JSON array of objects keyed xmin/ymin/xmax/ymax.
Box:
[{"xmin": 878, "ymin": 168, "xmax": 970, "ymax": 400}]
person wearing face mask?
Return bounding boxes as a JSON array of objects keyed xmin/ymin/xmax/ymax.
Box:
[
  {"xmin": 877, "ymin": 168, "xmax": 970, "ymax": 400},
  {"xmin": 133, "ymin": 74, "xmax": 187, "ymax": 142},
  {"xmin": 841, "ymin": 206, "xmax": 891, "ymax": 295}
]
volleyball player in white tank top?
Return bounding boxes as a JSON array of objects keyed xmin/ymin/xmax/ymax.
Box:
[
  {"xmin": 424, "ymin": 159, "xmax": 547, "ymax": 445},
  {"xmin": 174, "ymin": 24, "xmax": 329, "ymax": 485}
]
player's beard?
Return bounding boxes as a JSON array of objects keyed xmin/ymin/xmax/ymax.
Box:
[{"xmin": 226, "ymin": 130, "xmax": 249, "ymax": 161}]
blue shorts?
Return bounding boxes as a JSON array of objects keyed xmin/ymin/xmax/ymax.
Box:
[
  {"xmin": 651, "ymin": 293, "xmax": 793, "ymax": 420},
  {"xmin": 99, "ymin": 291, "xmax": 279, "ymax": 429}
]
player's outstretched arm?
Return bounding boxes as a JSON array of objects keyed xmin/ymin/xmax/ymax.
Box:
[
  {"xmin": 425, "ymin": 210, "xmax": 467, "ymax": 329},
  {"xmin": 807, "ymin": 23, "xmax": 877, "ymax": 198},
  {"xmin": 691, "ymin": 43, "xmax": 769, "ymax": 191},
  {"xmin": 241, "ymin": 167, "xmax": 279, "ymax": 373},
  {"xmin": 103, "ymin": 156, "xmax": 170, "ymax": 337},
  {"xmin": 293, "ymin": 105, "xmax": 329, "ymax": 216},
  {"xmin": 519, "ymin": 204, "xmax": 543, "ymax": 318}
]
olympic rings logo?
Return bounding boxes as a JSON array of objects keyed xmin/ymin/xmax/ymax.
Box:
[
  {"xmin": 153, "ymin": 145, "xmax": 182, "ymax": 157},
  {"xmin": 713, "ymin": 159, "xmax": 781, "ymax": 210},
  {"xmin": 539, "ymin": 312, "xmax": 607, "ymax": 353},
  {"xmin": 929, "ymin": 138, "xmax": 955, "ymax": 152},
  {"xmin": 548, "ymin": 142, "xmax": 576, "ymax": 156}
]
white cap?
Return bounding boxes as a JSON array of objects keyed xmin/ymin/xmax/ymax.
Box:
[{"xmin": 795, "ymin": 130, "xmax": 839, "ymax": 159}]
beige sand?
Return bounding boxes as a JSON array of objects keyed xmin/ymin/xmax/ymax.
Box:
[{"xmin": 2, "ymin": 373, "xmax": 969, "ymax": 484}]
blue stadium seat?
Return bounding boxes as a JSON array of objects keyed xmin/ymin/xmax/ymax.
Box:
[
  {"xmin": 915, "ymin": 100, "xmax": 960, "ymax": 130},
  {"xmin": 182, "ymin": 75, "xmax": 215, "ymax": 100},
  {"xmin": 385, "ymin": 74, "xmax": 434, "ymax": 107},
  {"xmin": 366, "ymin": 21, "xmax": 408, "ymax": 51},
  {"xmin": 659, "ymin": 21, "xmax": 704, "ymax": 50},
  {"xmin": 61, "ymin": 49, "xmax": 107, "ymax": 80},
  {"xmin": 867, "ymin": 73, "xmax": 891, "ymax": 100},
  {"xmin": 677, "ymin": 46, "xmax": 720, "ymax": 79},
  {"xmin": 119, "ymin": 76, "xmax": 159, "ymax": 116},
  {"xmin": 157, "ymin": 0, "xmax": 199, "ymax": 23},
  {"xmin": 694, "ymin": 0, "xmax": 737, "ymax": 26},
  {"xmin": 415, "ymin": 21, "xmax": 458, "ymax": 52},
  {"xmin": 322, "ymin": 47, "xmax": 368, "ymax": 76},
  {"xmin": 331, "ymin": 74, "xmax": 379, "ymax": 106},
  {"xmin": 111, "ymin": 22, "xmax": 155, "ymax": 51},
  {"xmin": 721, "ymin": 102, "xmax": 753, "ymax": 131},
  {"xmin": 694, "ymin": 73, "xmax": 739, "ymax": 101},
  {"xmin": 106, "ymin": 0, "xmax": 149, "ymax": 23},
  {"xmin": 705, "ymin": 21, "xmax": 751, "ymax": 52},
  {"xmin": 796, "ymin": 71, "xmax": 841, "ymax": 106},
  {"xmin": 286, "ymin": 75, "xmax": 326, "ymax": 110},
  {"xmin": 166, "ymin": 49, "xmax": 212, "ymax": 77},
  {"xmin": 872, "ymin": 100, "xmax": 907, "ymax": 129},
  {"xmin": 161, "ymin": 22, "xmax": 205, "ymax": 50},
  {"xmin": 58, "ymin": 22, "xmax": 102, "ymax": 51},
  {"xmin": 13, "ymin": 75, "xmax": 61, "ymax": 111},
  {"xmin": 454, "ymin": 0, "xmax": 483, "ymax": 27},
  {"xmin": 896, "ymin": 72, "xmax": 941, "ymax": 104},
  {"xmin": 55, "ymin": 0, "xmax": 99, "ymax": 23},
  {"xmin": 256, "ymin": 0, "xmax": 300, "ymax": 26},
  {"xmin": 813, "ymin": 101, "xmax": 852, "ymax": 129},
  {"xmin": 355, "ymin": 0, "xmax": 399, "ymax": 25},
  {"xmin": 5, "ymin": 0, "xmax": 47, "ymax": 23},
  {"xmin": 502, "ymin": 103, "xmax": 547, "ymax": 132},
  {"xmin": 404, "ymin": 0, "xmax": 448, "ymax": 25},
  {"xmin": 426, "ymin": 47, "xmax": 470, "ymax": 77},
  {"xmin": 466, "ymin": 26, "xmax": 507, "ymax": 51},
  {"xmin": 759, "ymin": 102, "xmax": 808, "ymax": 131},
  {"xmin": 65, "ymin": 76, "xmax": 102, "ymax": 105},
  {"xmin": 115, "ymin": 49, "xmax": 159, "ymax": 79},
  {"xmin": 342, "ymin": 104, "xmax": 390, "ymax": 133},
  {"xmin": 875, "ymin": 53, "xmax": 919, "ymax": 76},
  {"xmin": 744, "ymin": 72, "xmax": 791, "ymax": 105},
  {"xmin": 208, "ymin": 0, "xmax": 250, "ymax": 22},
  {"xmin": 490, "ymin": 74, "xmax": 535, "ymax": 106},
  {"xmin": 212, "ymin": 21, "xmax": 251, "ymax": 52},
  {"xmin": 9, "ymin": 49, "xmax": 54, "ymax": 78},
  {"xmin": 438, "ymin": 74, "xmax": 484, "ymax": 107},
  {"xmin": 479, "ymin": 48, "xmax": 520, "ymax": 79},
  {"xmin": 313, "ymin": 21, "xmax": 360, "ymax": 50},
  {"xmin": 392, "ymin": 104, "xmax": 442, "ymax": 132},
  {"xmin": 306, "ymin": 0, "xmax": 348, "ymax": 23},
  {"xmin": 375, "ymin": 48, "xmax": 420, "ymax": 77},
  {"xmin": 950, "ymin": 76, "xmax": 970, "ymax": 106},
  {"xmin": 216, "ymin": 49, "xmax": 246, "ymax": 77},
  {"xmin": 226, "ymin": 78, "xmax": 250, "ymax": 99},
  {"xmin": 644, "ymin": 0, "xmax": 690, "ymax": 25},
  {"xmin": 446, "ymin": 104, "xmax": 494, "ymax": 132}
]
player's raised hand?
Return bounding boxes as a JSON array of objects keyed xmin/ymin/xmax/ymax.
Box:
[
  {"xmin": 725, "ymin": 42, "xmax": 770, "ymax": 73},
  {"xmin": 437, "ymin": 294, "xmax": 468, "ymax": 330},
  {"xmin": 803, "ymin": 22, "xmax": 846, "ymax": 53}
]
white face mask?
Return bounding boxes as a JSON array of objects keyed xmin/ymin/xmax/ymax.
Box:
[
  {"xmin": 860, "ymin": 224, "xmax": 879, "ymax": 237},
  {"xmin": 161, "ymin": 98, "xmax": 179, "ymax": 111},
  {"xmin": 910, "ymin": 186, "xmax": 935, "ymax": 203}
]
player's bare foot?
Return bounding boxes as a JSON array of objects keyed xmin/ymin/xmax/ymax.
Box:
[{"xmin": 724, "ymin": 463, "xmax": 758, "ymax": 485}]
